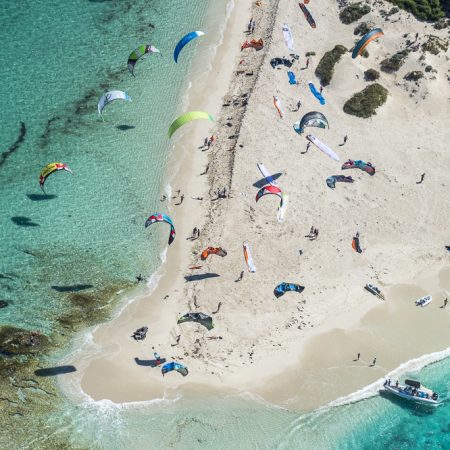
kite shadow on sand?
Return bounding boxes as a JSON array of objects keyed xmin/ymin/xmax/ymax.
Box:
[
  {"xmin": 184, "ymin": 273, "xmax": 220, "ymax": 282},
  {"xmin": 253, "ymin": 173, "xmax": 282, "ymax": 189}
]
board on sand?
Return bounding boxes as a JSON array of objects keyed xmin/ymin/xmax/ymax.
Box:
[
  {"xmin": 299, "ymin": 3, "xmax": 316, "ymax": 28},
  {"xmin": 257, "ymin": 163, "xmax": 279, "ymax": 186},
  {"xmin": 282, "ymin": 23, "xmax": 294, "ymax": 51},
  {"xmin": 308, "ymin": 82, "xmax": 325, "ymax": 105},
  {"xmin": 415, "ymin": 295, "xmax": 432, "ymax": 307},
  {"xmin": 306, "ymin": 134, "xmax": 339, "ymax": 161}
]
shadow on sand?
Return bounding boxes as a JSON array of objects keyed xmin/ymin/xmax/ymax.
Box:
[{"xmin": 184, "ymin": 273, "xmax": 220, "ymax": 282}]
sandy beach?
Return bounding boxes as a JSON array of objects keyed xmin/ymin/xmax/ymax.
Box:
[{"xmin": 62, "ymin": 0, "xmax": 450, "ymax": 412}]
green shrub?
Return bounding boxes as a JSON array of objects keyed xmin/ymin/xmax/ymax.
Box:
[
  {"xmin": 354, "ymin": 22, "xmax": 371, "ymax": 35},
  {"xmin": 314, "ymin": 45, "xmax": 347, "ymax": 86},
  {"xmin": 364, "ymin": 68, "xmax": 380, "ymax": 81},
  {"xmin": 343, "ymin": 83, "xmax": 388, "ymax": 118},
  {"xmin": 339, "ymin": 3, "xmax": 371, "ymax": 24},
  {"xmin": 380, "ymin": 49, "xmax": 410, "ymax": 73},
  {"xmin": 404, "ymin": 70, "xmax": 424, "ymax": 81},
  {"xmin": 305, "ymin": 51, "xmax": 316, "ymax": 56},
  {"xmin": 386, "ymin": 0, "xmax": 445, "ymax": 21},
  {"xmin": 421, "ymin": 35, "xmax": 448, "ymax": 54}
]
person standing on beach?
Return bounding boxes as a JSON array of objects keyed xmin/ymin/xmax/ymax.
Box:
[
  {"xmin": 319, "ymin": 85, "xmax": 323, "ymax": 94},
  {"xmin": 248, "ymin": 18, "xmax": 253, "ymax": 33},
  {"xmin": 296, "ymin": 100, "xmax": 302, "ymax": 111},
  {"xmin": 251, "ymin": 20, "xmax": 256, "ymax": 34},
  {"xmin": 178, "ymin": 194, "xmax": 184, "ymax": 205},
  {"xmin": 306, "ymin": 57, "xmax": 310, "ymax": 69},
  {"xmin": 357, "ymin": 352, "xmax": 360, "ymax": 361},
  {"xmin": 343, "ymin": 135, "xmax": 348, "ymax": 145},
  {"xmin": 372, "ymin": 357, "xmax": 377, "ymax": 366}
]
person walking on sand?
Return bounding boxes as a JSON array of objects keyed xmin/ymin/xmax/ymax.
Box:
[
  {"xmin": 296, "ymin": 99, "xmax": 302, "ymax": 111},
  {"xmin": 154, "ymin": 352, "xmax": 161, "ymax": 365},
  {"xmin": 203, "ymin": 137, "xmax": 208, "ymax": 147},
  {"xmin": 416, "ymin": 173, "xmax": 425, "ymax": 184},
  {"xmin": 251, "ymin": 20, "xmax": 256, "ymax": 34},
  {"xmin": 248, "ymin": 17, "xmax": 253, "ymax": 33},
  {"xmin": 357, "ymin": 352, "xmax": 360, "ymax": 361},
  {"xmin": 343, "ymin": 135, "xmax": 348, "ymax": 145},
  {"xmin": 319, "ymin": 85, "xmax": 323, "ymax": 94},
  {"xmin": 372, "ymin": 357, "xmax": 377, "ymax": 366},
  {"xmin": 178, "ymin": 194, "xmax": 184, "ymax": 205},
  {"xmin": 306, "ymin": 57, "xmax": 310, "ymax": 69}
]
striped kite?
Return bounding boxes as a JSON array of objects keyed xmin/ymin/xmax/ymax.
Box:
[
  {"xmin": 39, "ymin": 162, "xmax": 73, "ymax": 192},
  {"xmin": 352, "ymin": 28, "xmax": 384, "ymax": 59},
  {"xmin": 145, "ymin": 213, "xmax": 176, "ymax": 245},
  {"xmin": 127, "ymin": 44, "xmax": 160, "ymax": 76}
]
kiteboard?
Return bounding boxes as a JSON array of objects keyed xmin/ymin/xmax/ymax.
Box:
[
  {"xmin": 308, "ymin": 82, "xmax": 325, "ymax": 105},
  {"xmin": 277, "ymin": 194, "xmax": 288, "ymax": 223},
  {"xmin": 306, "ymin": 134, "xmax": 339, "ymax": 161},
  {"xmin": 243, "ymin": 241, "xmax": 256, "ymax": 273},
  {"xmin": 282, "ymin": 23, "xmax": 294, "ymax": 51},
  {"xmin": 298, "ymin": 3, "xmax": 316, "ymax": 28},
  {"xmin": 257, "ymin": 163, "xmax": 279, "ymax": 186},
  {"xmin": 273, "ymin": 96, "xmax": 284, "ymax": 118}
]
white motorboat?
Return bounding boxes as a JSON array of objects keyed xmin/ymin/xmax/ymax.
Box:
[
  {"xmin": 415, "ymin": 295, "xmax": 432, "ymax": 307},
  {"xmin": 382, "ymin": 379, "xmax": 439, "ymax": 405}
]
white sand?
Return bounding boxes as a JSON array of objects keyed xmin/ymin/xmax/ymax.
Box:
[{"xmin": 62, "ymin": 0, "xmax": 450, "ymax": 411}]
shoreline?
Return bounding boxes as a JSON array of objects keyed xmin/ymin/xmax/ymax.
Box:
[{"xmin": 61, "ymin": 0, "xmax": 450, "ymax": 413}]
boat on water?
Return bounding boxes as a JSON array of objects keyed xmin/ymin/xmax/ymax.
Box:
[
  {"xmin": 382, "ymin": 379, "xmax": 439, "ymax": 405},
  {"xmin": 415, "ymin": 295, "xmax": 432, "ymax": 307}
]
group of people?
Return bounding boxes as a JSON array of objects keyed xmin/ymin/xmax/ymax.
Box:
[
  {"xmin": 202, "ymin": 135, "xmax": 215, "ymax": 149},
  {"xmin": 306, "ymin": 226, "xmax": 319, "ymax": 240}
]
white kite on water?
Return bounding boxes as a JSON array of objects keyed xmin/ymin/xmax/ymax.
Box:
[
  {"xmin": 243, "ymin": 242, "xmax": 256, "ymax": 273},
  {"xmin": 306, "ymin": 134, "xmax": 340, "ymax": 161},
  {"xmin": 282, "ymin": 23, "xmax": 294, "ymax": 51}
]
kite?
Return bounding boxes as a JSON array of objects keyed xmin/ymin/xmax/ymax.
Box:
[
  {"xmin": 145, "ymin": 213, "xmax": 176, "ymax": 245},
  {"xmin": 200, "ymin": 247, "xmax": 227, "ymax": 260},
  {"xmin": 256, "ymin": 184, "xmax": 283, "ymax": 204},
  {"xmin": 273, "ymin": 96, "xmax": 284, "ymax": 118},
  {"xmin": 288, "ymin": 71, "xmax": 298, "ymax": 85},
  {"xmin": 98, "ymin": 91, "xmax": 131, "ymax": 115},
  {"xmin": 127, "ymin": 44, "xmax": 160, "ymax": 75},
  {"xmin": 282, "ymin": 23, "xmax": 294, "ymax": 51},
  {"xmin": 352, "ymin": 28, "xmax": 384, "ymax": 59},
  {"xmin": 161, "ymin": 362, "xmax": 188, "ymax": 377},
  {"xmin": 293, "ymin": 111, "xmax": 329, "ymax": 134},
  {"xmin": 241, "ymin": 38, "xmax": 264, "ymax": 51},
  {"xmin": 326, "ymin": 175, "xmax": 354, "ymax": 189},
  {"xmin": 177, "ymin": 312, "xmax": 214, "ymax": 330},
  {"xmin": 270, "ymin": 57, "xmax": 293, "ymax": 68},
  {"xmin": 306, "ymin": 134, "xmax": 339, "ymax": 161},
  {"xmin": 257, "ymin": 163, "xmax": 279, "ymax": 186},
  {"xmin": 274, "ymin": 282, "xmax": 305, "ymax": 298},
  {"xmin": 308, "ymin": 82, "xmax": 325, "ymax": 105},
  {"xmin": 298, "ymin": 3, "xmax": 316, "ymax": 28},
  {"xmin": 341, "ymin": 159, "xmax": 375, "ymax": 175},
  {"xmin": 174, "ymin": 31, "xmax": 205, "ymax": 63},
  {"xmin": 39, "ymin": 162, "xmax": 73, "ymax": 191},
  {"xmin": 243, "ymin": 241, "xmax": 256, "ymax": 273},
  {"xmin": 352, "ymin": 234, "xmax": 362, "ymax": 253},
  {"xmin": 168, "ymin": 111, "xmax": 214, "ymax": 138}
]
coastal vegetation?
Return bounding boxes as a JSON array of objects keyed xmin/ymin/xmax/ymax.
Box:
[
  {"xmin": 354, "ymin": 21, "xmax": 371, "ymax": 35},
  {"xmin": 315, "ymin": 45, "xmax": 347, "ymax": 86},
  {"xmin": 364, "ymin": 68, "xmax": 380, "ymax": 81},
  {"xmin": 421, "ymin": 34, "xmax": 449, "ymax": 54},
  {"xmin": 386, "ymin": 0, "xmax": 447, "ymax": 21},
  {"xmin": 404, "ymin": 70, "xmax": 424, "ymax": 81},
  {"xmin": 343, "ymin": 83, "xmax": 388, "ymax": 118},
  {"xmin": 380, "ymin": 49, "xmax": 410, "ymax": 72},
  {"xmin": 339, "ymin": 3, "xmax": 371, "ymax": 24}
]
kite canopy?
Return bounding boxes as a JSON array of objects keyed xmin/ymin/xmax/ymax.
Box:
[
  {"xmin": 341, "ymin": 159, "xmax": 375, "ymax": 175},
  {"xmin": 145, "ymin": 213, "xmax": 176, "ymax": 245},
  {"xmin": 98, "ymin": 90, "xmax": 131, "ymax": 114},
  {"xmin": 161, "ymin": 362, "xmax": 188, "ymax": 377},
  {"xmin": 270, "ymin": 57, "xmax": 293, "ymax": 68},
  {"xmin": 256, "ymin": 184, "xmax": 283, "ymax": 204},
  {"xmin": 174, "ymin": 31, "xmax": 205, "ymax": 63},
  {"xmin": 200, "ymin": 247, "xmax": 227, "ymax": 261},
  {"xmin": 39, "ymin": 162, "xmax": 73, "ymax": 191},
  {"xmin": 243, "ymin": 241, "xmax": 256, "ymax": 273},
  {"xmin": 306, "ymin": 134, "xmax": 340, "ymax": 161},
  {"xmin": 274, "ymin": 282, "xmax": 305, "ymax": 298},
  {"xmin": 294, "ymin": 111, "xmax": 329, "ymax": 134},
  {"xmin": 177, "ymin": 312, "xmax": 214, "ymax": 330},
  {"xmin": 352, "ymin": 28, "xmax": 384, "ymax": 59},
  {"xmin": 127, "ymin": 44, "xmax": 160, "ymax": 75},
  {"xmin": 168, "ymin": 111, "xmax": 214, "ymax": 138},
  {"xmin": 326, "ymin": 175, "xmax": 354, "ymax": 189}
]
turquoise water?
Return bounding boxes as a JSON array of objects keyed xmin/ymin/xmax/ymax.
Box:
[
  {"xmin": 45, "ymin": 352, "xmax": 450, "ymax": 448},
  {"xmin": 0, "ymin": 0, "xmax": 222, "ymax": 332},
  {"xmin": 1, "ymin": 1, "xmax": 449, "ymax": 449}
]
